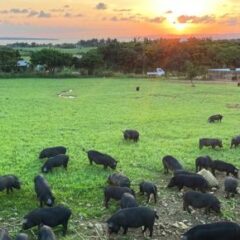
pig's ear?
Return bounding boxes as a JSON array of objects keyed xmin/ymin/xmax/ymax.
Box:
[
  {"xmin": 22, "ymin": 219, "xmax": 28, "ymax": 224},
  {"xmin": 108, "ymin": 222, "xmax": 113, "ymax": 228}
]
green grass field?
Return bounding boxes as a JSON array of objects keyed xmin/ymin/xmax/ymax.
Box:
[{"xmin": 0, "ymin": 78, "xmax": 240, "ymax": 239}]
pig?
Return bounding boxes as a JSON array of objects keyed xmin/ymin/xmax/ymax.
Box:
[
  {"xmin": 0, "ymin": 175, "xmax": 21, "ymax": 194},
  {"xmin": 199, "ymin": 138, "xmax": 223, "ymax": 149},
  {"xmin": 224, "ymin": 177, "xmax": 239, "ymax": 198},
  {"xmin": 183, "ymin": 191, "xmax": 221, "ymax": 214},
  {"xmin": 104, "ymin": 186, "xmax": 135, "ymax": 208},
  {"xmin": 195, "ymin": 156, "xmax": 213, "ymax": 172},
  {"xmin": 22, "ymin": 205, "xmax": 71, "ymax": 236},
  {"xmin": 174, "ymin": 170, "xmax": 198, "ymax": 176},
  {"xmin": 181, "ymin": 221, "xmax": 240, "ymax": 240},
  {"xmin": 107, "ymin": 207, "xmax": 159, "ymax": 237},
  {"xmin": 34, "ymin": 175, "xmax": 55, "ymax": 207},
  {"xmin": 120, "ymin": 193, "xmax": 138, "ymax": 209},
  {"xmin": 123, "ymin": 130, "xmax": 139, "ymax": 142},
  {"xmin": 211, "ymin": 160, "xmax": 238, "ymax": 178},
  {"xmin": 136, "ymin": 86, "xmax": 140, "ymax": 91},
  {"xmin": 108, "ymin": 173, "xmax": 131, "ymax": 187},
  {"xmin": 39, "ymin": 146, "xmax": 67, "ymax": 159},
  {"xmin": 15, "ymin": 233, "xmax": 28, "ymax": 240},
  {"xmin": 83, "ymin": 149, "xmax": 117, "ymax": 170},
  {"xmin": 167, "ymin": 175, "xmax": 209, "ymax": 192},
  {"xmin": 162, "ymin": 155, "xmax": 183, "ymax": 174},
  {"xmin": 0, "ymin": 229, "xmax": 11, "ymax": 240},
  {"xmin": 230, "ymin": 136, "xmax": 240, "ymax": 148},
  {"xmin": 208, "ymin": 114, "xmax": 223, "ymax": 123},
  {"xmin": 38, "ymin": 225, "xmax": 56, "ymax": 240},
  {"xmin": 139, "ymin": 181, "xmax": 157, "ymax": 203},
  {"xmin": 41, "ymin": 154, "xmax": 69, "ymax": 173}
]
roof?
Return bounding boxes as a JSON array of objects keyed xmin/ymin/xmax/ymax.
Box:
[{"xmin": 17, "ymin": 60, "xmax": 30, "ymax": 67}]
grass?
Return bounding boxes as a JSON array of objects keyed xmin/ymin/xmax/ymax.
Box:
[{"xmin": 0, "ymin": 78, "xmax": 240, "ymax": 239}]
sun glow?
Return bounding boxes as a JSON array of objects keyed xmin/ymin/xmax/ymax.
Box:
[
  {"xmin": 152, "ymin": 0, "xmax": 219, "ymax": 16},
  {"xmin": 166, "ymin": 15, "xmax": 187, "ymax": 33}
]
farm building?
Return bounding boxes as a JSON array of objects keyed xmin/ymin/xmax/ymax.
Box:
[
  {"xmin": 17, "ymin": 59, "xmax": 30, "ymax": 71},
  {"xmin": 208, "ymin": 68, "xmax": 240, "ymax": 81}
]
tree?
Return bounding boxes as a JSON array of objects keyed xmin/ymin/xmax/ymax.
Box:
[
  {"xmin": 78, "ymin": 49, "xmax": 103, "ymax": 75},
  {"xmin": 31, "ymin": 49, "xmax": 72, "ymax": 73},
  {"xmin": 185, "ymin": 61, "xmax": 199, "ymax": 86},
  {"xmin": 0, "ymin": 47, "xmax": 20, "ymax": 72}
]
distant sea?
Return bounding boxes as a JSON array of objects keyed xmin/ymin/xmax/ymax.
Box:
[
  {"xmin": 0, "ymin": 33, "xmax": 239, "ymax": 46},
  {"xmin": 0, "ymin": 37, "xmax": 79, "ymax": 45}
]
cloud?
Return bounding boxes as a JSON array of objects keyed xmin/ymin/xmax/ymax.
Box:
[
  {"xmin": 38, "ymin": 10, "xmax": 51, "ymax": 18},
  {"xmin": 0, "ymin": 10, "xmax": 8, "ymax": 14},
  {"xmin": 28, "ymin": 10, "xmax": 39, "ymax": 17},
  {"xmin": 64, "ymin": 5, "xmax": 70, "ymax": 8},
  {"xmin": 50, "ymin": 8, "xmax": 64, "ymax": 13},
  {"xmin": 64, "ymin": 13, "xmax": 72, "ymax": 18},
  {"xmin": 10, "ymin": 8, "xmax": 28, "ymax": 14},
  {"xmin": 226, "ymin": 17, "xmax": 239, "ymax": 26},
  {"xmin": 165, "ymin": 10, "xmax": 173, "ymax": 14},
  {"xmin": 111, "ymin": 16, "xmax": 118, "ymax": 21},
  {"xmin": 96, "ymin": 2, "xmax": 107, "ymax": 10},
  {"xmin": 113, "ymin": 9, "xmax": 132, "ymax": 12},
  {"xmin": 148, "ymin": 16, "xmax": 166, "ymax": 23},
  {"xmin": 76, "ymin": 14, "xmax": 84, "ymax": 17},
  {"xmin": 177, "ymin": 15, "xmax": 215, "ymax": 24}
]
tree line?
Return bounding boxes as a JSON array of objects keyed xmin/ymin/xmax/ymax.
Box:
[{"xmin": 1, "ymin": 38, "xmax": 240, "ymax": 76}]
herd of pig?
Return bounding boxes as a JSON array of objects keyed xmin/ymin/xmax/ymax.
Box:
[{"xmin": 1, "ymin": 115, "xmax": 240, "ymax": 239}]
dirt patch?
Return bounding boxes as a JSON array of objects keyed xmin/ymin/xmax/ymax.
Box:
[
  {"xmin": 76, "ymin": 172, "xmax": 240, "ymax": 240},
  {"xmin": 226, "ymin": 104, "xmax": 240, "ymax": 109},
  {"xmin": 58, "ymin": 89, "xmax": 76, "ymax": 99}
]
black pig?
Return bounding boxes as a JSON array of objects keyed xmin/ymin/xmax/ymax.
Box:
[
  {"xmin": 224, "ymin": 177, "xmax": 238, "ymax": 198},
  {"xmin": 16, "ymin": 233, "xmax": 28, "ymax": 240},
  {"xmin": 39, "ymin": 146, "xmax": 66, "ymax": 159},
  {"xmin": 174, "ymin": 170, "xmax": 198, "ymax": 176},
  {"xmin": 0, "ymin": 175, "xmax": 21, "ymax": 194},
  {"xmin": 195, "ymin": 156, "xmax": 213, "ymax": 172},
  {"xmin": 120, "ymin": 193, "xmax": 138, "ymax": 209},
  {"xmin": 41, "ymin": 154, "xmax": 69, "ymax": 173},
  {"xmin": 104, "ymin": 186, "xmax": 135, "ymax": 208},
  {"xmin": 211, "ymin": 160, "xmax": 238, "ymax": 178},
  {"xmin": 108, "ymin": 173, "xmax": 130, "ymax": 187},
  {"xmin": 183, "ymin": 191, "xmax": 221, "ymax": 214},
  {"xmin": 162, "ymin": 155, "xmax": 183, "ymax": 174},
  {"xmin": 208, "ymin": 114, "xmax": 223, "ymax": 123},
  {"xmin": 107, "ymin": 207, "xmax": 159, "ymax": 237},
  {"xmin": 83, "ymin": 149, "xmax": 117, "ymax": 170},
  {"xmin": 139, "ymin": 181, "xmax": 157, "ymax": 203},
  {"xmin": 199, "ymin": 138, "xmax": 222, "ymax": 149},
  {"xmin": 167, "ymin": 175, "xmax": 209, "ymax": 192},
  {"xmin": 34, "ymin": 175, "xmax": 55, "ymax": 207},
  {"xmin": 181, "ymin": 221, "xmax": 240, "ymax": 240},
  {"xmin": 230, "ymin": 136, "xmax": 240, "ymax": 148},
  {"xmin": 0, "ymin": 229, "xmax": 11, "ymax": 240},
  {"xmin": 22, "ymin": 205, "xmax": 71, "ymax": 236},
  {"xmin": 38, "ymin": 225, "xmax": 56, "ymax": 240},
  {"xmin": 123, "ymin": 130, "xmax": 139, "ymax": 142}
]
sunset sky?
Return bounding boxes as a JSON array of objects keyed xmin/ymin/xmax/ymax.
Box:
[{"xmin": 0, "ymin": 0, "xmax": 239, "ymax": 40}]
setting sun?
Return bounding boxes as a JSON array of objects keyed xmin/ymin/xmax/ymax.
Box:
[{"xmin": 166, "ymin": 15, "xmax": 188, "ymax": 33}]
